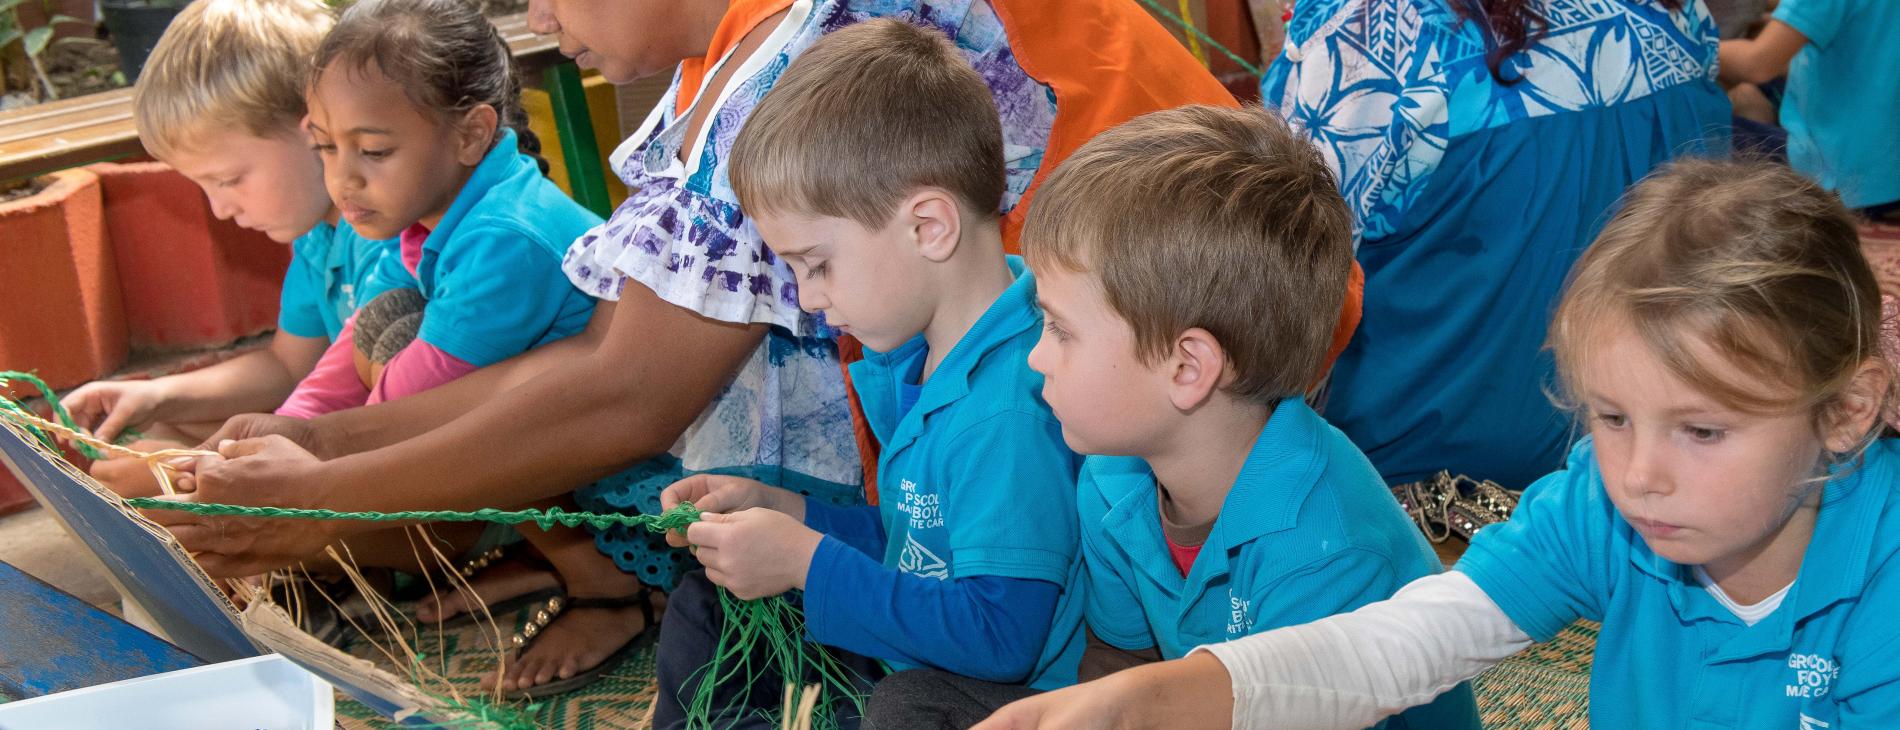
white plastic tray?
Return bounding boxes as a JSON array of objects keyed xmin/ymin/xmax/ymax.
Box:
[{"xmin": 0, "ymin": 654, "xmax": 334, "ymax": 729}]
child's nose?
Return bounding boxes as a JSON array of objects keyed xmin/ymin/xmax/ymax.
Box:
[
  {"xmin": 1026, "ymin": 334, "xmax": 1052, "ymax": 375},
  {"xmin": 1620, "ymin": 437, "xmax": 1673, "ymax": 498},
  {"xmin": 207, "ymin": 194, "xmax": 238, "ymax": 221},
  {"xmin": 795, "ymin": 282, "xmax": 827, "ymax": 314}
]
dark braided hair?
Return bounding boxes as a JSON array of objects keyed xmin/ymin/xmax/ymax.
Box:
[
  {"xmin": 1452, "ymin": 0, "xmax": 1684, "ymax": 84},
  {"xmin": 313, "ymin": 0, "xmax": 550, "ymax": 174}
]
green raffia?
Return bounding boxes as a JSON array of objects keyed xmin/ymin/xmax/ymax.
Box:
[
  {"xmin": 0, "ymin": 371, "xmax": 104, "ymax": 460},
  {"xmin": 121, "ymin": 499, "xmax": 706, "ymax": 534},
  {"xmin": 127, "ymin": 498, "xmax": 863, "ymax": 729},
  {"xmin": 1131, "ymin": 0, "xmax": 1264, "ymax": 77}
]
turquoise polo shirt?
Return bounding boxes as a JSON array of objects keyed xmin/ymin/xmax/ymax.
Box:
[
  {"xmin": 1080, "ymin": 399, "xmax": 1480, "ymax": 729},
  {"xmin": 278, "ymin": 219, "xmax": 401, "ymax": 341},
  {"xmin": 1774, "ymin": 0, "xmax": 1900, "ymax": 209},
  {"xmin": 846, "ymin": 256, "xmax": 1087, "ymax": 690},
  {"xmin": 1459, "ymin": 438, "xmax": 1900, "ymax": 727},
  {"xmin": 371, "ymin": 128, "xmax": 600, "ymax": 367}
]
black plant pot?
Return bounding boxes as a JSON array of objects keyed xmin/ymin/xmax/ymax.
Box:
[{"xmin": 98, "ymin": 2, "xmax": 187, "ymax": 82}]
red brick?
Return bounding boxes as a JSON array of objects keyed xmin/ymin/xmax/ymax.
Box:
[{"xmin": 0, "ymin": 168, "xmax": 128, "ymax": 391}]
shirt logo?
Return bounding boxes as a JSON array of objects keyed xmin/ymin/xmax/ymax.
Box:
[
  {"xmin": 1786, "ymin": 653, "xmax": 1838, "ymax": 700},
  {"xmin": 898, "ymin": 535, "xmax": 948, "ymax": 580},
  {"xmin": 1227, "ymin": 590, "xmax": 1252, "ymax": 636},
  {"xmin": 1799, "ymin": 714, "xmax": 1831, "ymax": 730},
  {"xmin": 897, "ymin": 478, "xmax": 944, "ymax": 530}
]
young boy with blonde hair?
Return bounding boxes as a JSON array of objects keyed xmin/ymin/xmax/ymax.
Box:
[
  {"xmin": 64, "ymin": 0, "xmax": 400, "ymax": 487},
  {"xmin": 873, "ymin": 106, "xmax": 1483, "ymax": 729},
  {"xmin": 648, "ymin": 18, "xmax": 1086, "ymax": 728}
]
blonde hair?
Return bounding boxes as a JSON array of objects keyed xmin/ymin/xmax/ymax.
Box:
[
  {"xmin": 133, "ymin": 0, "xmax": 334, "ymax": 157},
  {"xmin": 1550, "ymin": 158, "xmax": 1884, "ymax": 441},
  {"xmin": 1023, "ymin": 104, "xmax": 1354, "ymax": 404},
  {"xmin": 729, "ymin": 18, "xmax": 1004, "ymax": 228}
]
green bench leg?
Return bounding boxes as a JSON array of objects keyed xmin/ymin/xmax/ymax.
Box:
[{"xmin": 545, "ymin": 61, "xmax": 613, "ymax": 218}]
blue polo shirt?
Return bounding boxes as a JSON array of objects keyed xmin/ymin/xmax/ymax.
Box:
[
  {"xmin": 829, "ymin": 256, "xmax": 1086, "ymax": 689},
  {"xmin": 1080, "ymin": 399, "xmax": 1480, "ymax": 729},
  {"xmin": 278, "ymin": 219, "xmax": 401, "ymax": 341},
  {"xmin": 370, "ymin": 128, "xmax": 600, "ymax": 367},
  {"xmin": 1459, "ymin": 438, "xmax": 1900, "ymax": 727},
  {"xmin": 1773, "ymin": 0, "xmax": 1900, "ymax": 209}
]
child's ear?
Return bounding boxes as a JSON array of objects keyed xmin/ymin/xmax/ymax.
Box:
[
  {"xmin": 453, "ymin": 105, "xmax": 501, "ymax": 166},
  {"xmin": 907, "ymin": 189, "xmax": 963, "ymax": 264},
  {"xmin": 1823, "ymin": 357, "xmax": 1892, "ymax": 453},
  {"xmin": 1168, "ymin": 328, "xmax": 1227, "ymax": 412}
]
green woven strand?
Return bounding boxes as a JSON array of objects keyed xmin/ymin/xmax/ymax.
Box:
[
  {"xmin": 122, "ymin": 498, "xmax": 704, "ymax": 534},
  {"xmin": 1131, "ymin": 0, "xmax": 1264, "ymax": 77},
  {"xmin": 0, "ymin": 371, "xmax": 103, "ymax": 460}
]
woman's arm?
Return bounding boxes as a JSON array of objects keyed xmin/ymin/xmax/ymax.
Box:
[{"xmin": 164, "ymin": 284, "xmax": 766, "ymax": 577}]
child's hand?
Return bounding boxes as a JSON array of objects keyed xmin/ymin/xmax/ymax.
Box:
[
  {"xmin": 61, "ymin": 379, "xmax": 169, "ymax": 444},
  {"xmin": 682, "ymin": 509, "xmax": 823, "ymax": 600},
  {"xmin": 89, "ymin": 438, "xmax": 192, "ymax": 498},
  {"xmin": 661, "ymin": 474, "xmax": 804, "ymax": 546}
]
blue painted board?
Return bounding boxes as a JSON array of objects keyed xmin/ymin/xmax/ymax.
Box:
[{"xmin": 0, "ymin": 560, "xmax": 203, "ymax": 698}]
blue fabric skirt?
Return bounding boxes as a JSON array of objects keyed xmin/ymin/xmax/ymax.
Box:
[{"xmin": 1322, "ymin": 81, "xmax": 1732, "ymax": 488}]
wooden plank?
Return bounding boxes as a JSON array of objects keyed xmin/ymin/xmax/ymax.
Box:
[
  {"xmin": 0, "ymin": 560, "xmax": 204, "ymax": 699},
  {"xmin": 0, "ymin": 13, "xmax": 564, "ymax": 183}
]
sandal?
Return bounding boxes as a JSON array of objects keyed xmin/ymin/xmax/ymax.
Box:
[
  {"xmin": 498, "ymin": 585, "xmax": 659, "ymax": 700},
  {"xmin": 418, "ymin": 544, "xmax": 561, "ymax": 628}
]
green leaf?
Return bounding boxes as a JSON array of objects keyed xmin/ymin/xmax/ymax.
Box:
[
  {"xmin": 0, "ymin": 0, "xmax": 30, "ymax": 15},
  {"xmin": 0, "ymin": 29, "xmax": 21, "ymax": 48},
  {"xmin": 23, "ymin": 24, "xmax": 49, "ymax": 56},
  {"xmin": 47, "ymin": 13, "xmax": 89, "ymax": 27}
]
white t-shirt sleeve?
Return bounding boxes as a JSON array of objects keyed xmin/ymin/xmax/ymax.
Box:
[{"xmin": 1194, "ymin": 571, "xmax": 1532, "ymax": 730}]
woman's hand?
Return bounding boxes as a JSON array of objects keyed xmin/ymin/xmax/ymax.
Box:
[{"xmin": 144, "ymin": 436, "xmax": 342, "ymax": 578}]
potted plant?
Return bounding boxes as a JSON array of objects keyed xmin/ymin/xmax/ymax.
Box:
[
  {"xmin": 97, "ymin": 0, "xmax": 186, "ymax": 82},
  {"xmin": 0, "ymin": 0, "xmax": 95, "ymax": 108}
]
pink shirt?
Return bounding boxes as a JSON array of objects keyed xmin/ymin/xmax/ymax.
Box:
[{"xmin": 274, "ymin": 224, "xmax": 477, "ymax": 417}]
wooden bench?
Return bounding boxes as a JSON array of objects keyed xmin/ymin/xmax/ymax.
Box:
[{"xmin": 0, "ymin": 12, "xmax": 615, "ymax": 217}]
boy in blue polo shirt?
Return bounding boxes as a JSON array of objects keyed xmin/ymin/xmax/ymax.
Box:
[
  {"xmin": 894, "ymin": 104, "xmax": 1480, "ymax": 729},
  {"xmin": 63, "ymin": 0, "xmax": 399, "ymax": 486},
  {"xmin": 650, "ymin": 19, "xmax": 1085, "ymax": 729}
]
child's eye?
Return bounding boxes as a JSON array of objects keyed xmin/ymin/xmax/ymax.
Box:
[
  {"xmin": 1684, "ymin": 425, "xmax": 1726, "ymax": 443},
  {"xmin": 1043, "ymin": 320, "xmax": 1069, "ymax": 342},
  {"xmin": 311, "ymin": 143, "xmax": 336, "ymax": 154},
  {"xmin": 218, "ymin": 176, "xmax": 242, "ymax": 188},
  {"xmin": 806, "ymin": 261, "xmax": 828, "ymax": 279},
  {"xmin": 361, "ymin": 148, "xmax": 392, "ymax": 160},
  {"xmin": 1594, "ymin": 412, "xmax": 1628, "ymax": 429}
]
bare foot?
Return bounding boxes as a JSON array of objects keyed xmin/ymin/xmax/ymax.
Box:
[
  {"xmin": 483, "ymin": 584, "xmax": 666, "ymax": 695},
  {"xmin": 416, "ymin": 555, "xmax": 560, "ymax": 623}
]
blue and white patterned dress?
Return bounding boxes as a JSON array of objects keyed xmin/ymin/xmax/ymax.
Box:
[
  {"xmin": 562, "ymin": 0, "xmax": 1057, "ymax": 589},
  {"xmin": 1265, "ymin": 0, "xmax": 1730, "ymax": 488}
]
